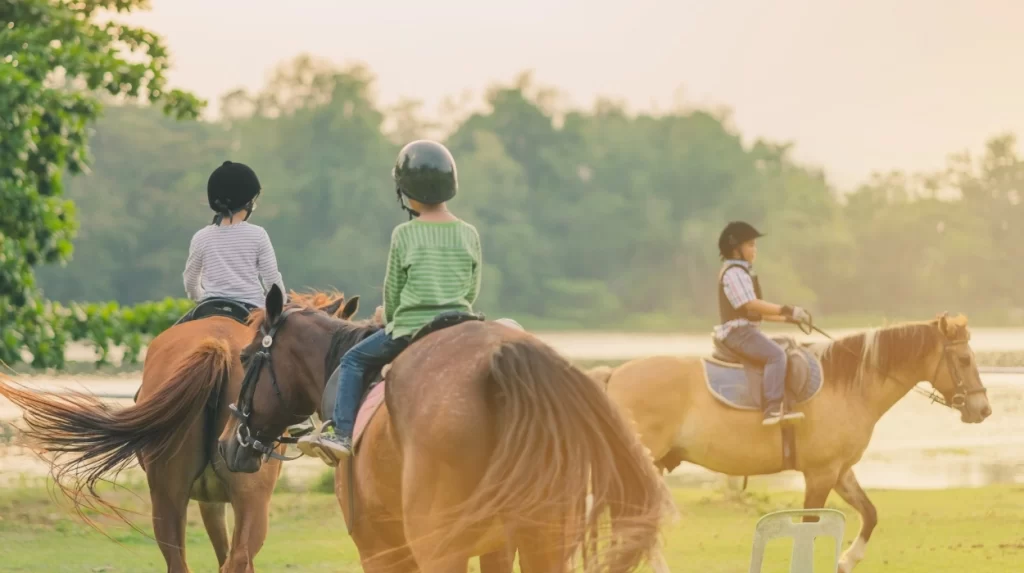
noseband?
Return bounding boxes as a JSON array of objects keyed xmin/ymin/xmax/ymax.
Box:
[
  {"xmin": 919, "ymin": 338, "xmax": 987, "ymax": 410},
  {"xmin": 228, "ymin": 307, "xmax": 305, "ymax": 462}
]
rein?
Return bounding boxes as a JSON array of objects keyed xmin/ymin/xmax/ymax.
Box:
[
  {"xmin": 228, "ymin": 307, "xmax": 306, "ymax": 462},
  {"xmin": 809, "ymin": 324, "xmax": 985, "ymax": 410}
]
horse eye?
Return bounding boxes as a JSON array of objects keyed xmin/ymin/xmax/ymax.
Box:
[{"xmin": 958, "ymin": 356, "xmax": 972, "ymax": 367}]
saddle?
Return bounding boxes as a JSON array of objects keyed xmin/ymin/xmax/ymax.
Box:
[
  {"xmin": 174, "ymin": 298, "xmax": 256, "ymax": 326},
  {"xmin": 703, "ymin": 334, "xmax": 823, "ymax": 410},
  {"xmin": 320, "ymin": 311, "xmax": 487, "ymax": 447}
]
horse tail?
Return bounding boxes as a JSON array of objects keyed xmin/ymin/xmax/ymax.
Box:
[
  {"xmin": 442, "ymin": 339, "xmax": 667, "ymax": 572},
  {"xmin": 0, "ymin": 338, "xmax": 231, "ymax": 512}
]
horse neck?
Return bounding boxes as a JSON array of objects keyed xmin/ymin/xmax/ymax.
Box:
[
  {"xmin": 298, "ymin": 318, "xmax": 379, "ymax": 412},
  {"xmin": 857, "ymin": 326, "xmax": 943, "ymax": 421}
]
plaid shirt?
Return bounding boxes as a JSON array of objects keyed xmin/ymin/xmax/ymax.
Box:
[{"xmin": 714, "ymin": 259, "xmax": 759, "ymax": 340}]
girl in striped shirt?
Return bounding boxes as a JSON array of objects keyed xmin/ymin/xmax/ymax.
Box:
[
  {"xmin": 182, "ymin": 161, "xmax": 285, "ymax": 310},
  {"xmin": 299, "ymin": 140, "xmax": 481, "ymax": 462}
]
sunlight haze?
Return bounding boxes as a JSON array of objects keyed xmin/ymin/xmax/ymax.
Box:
[{"xmin": 121, "ymin": 0, "xmax": 1023, "ymax": 188}]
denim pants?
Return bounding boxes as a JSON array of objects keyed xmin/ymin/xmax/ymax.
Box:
[
  {"xmin": 331, "ymin": 329, "xmax": 410, "ymax": 439},
  {"xmin": 722, "ymin": 324, "xmax": 788, "ymax": 410}
]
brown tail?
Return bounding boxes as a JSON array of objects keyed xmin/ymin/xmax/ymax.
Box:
[
  {"xmin": 0, "ymin": 338, "xmax": 231, "ymax": 512},
  {"xmin": 440, "ymin": 339, "xmax": 666, "ymax": 572}
]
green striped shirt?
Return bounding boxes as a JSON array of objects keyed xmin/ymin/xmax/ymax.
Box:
[{"xmin": 383, "ymin": 219, "xmax": 482, "ymax": 338}]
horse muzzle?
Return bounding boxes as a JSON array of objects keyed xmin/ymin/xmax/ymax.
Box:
[
  {"xmin": 960, "ymin": 393, "xmax": 992, "ymax": 424},
  {"xmin": 219, "ymin": 435, "xmax": 263, "ymax": 473}
]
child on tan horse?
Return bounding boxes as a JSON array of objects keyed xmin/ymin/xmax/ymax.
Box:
[
  {"xmin": 182, "ymin": 161, "xmax": 286, "ymax": 315},
  {"xmin": 715, "ymin": 221, "xmax": 812, "ymax": 425},
  {"xmin": 299, "ymin": 140, "xmax": 482, "ymax": 462}
]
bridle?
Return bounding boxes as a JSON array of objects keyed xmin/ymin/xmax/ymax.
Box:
[
  {"xmin": 227, "ymin": 307, "xmax": 307, "ymax": 462},
  {"xmin": 810, "ymin": 322, "xmax": 986, "ymax": 411},
  {"xmin": 924, "ymin": 337, "xmax": 987, "ymax": 410}
]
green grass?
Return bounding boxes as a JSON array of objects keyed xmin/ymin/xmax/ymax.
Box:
[{"xmin": 1, "ymin": 481, "xmax": 1022, "ymax": 572}]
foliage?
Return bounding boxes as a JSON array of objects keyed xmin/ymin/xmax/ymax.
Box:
[
  {"xmin": 0, "ymin": 0, "xmax": 202, "ymax": 367},
  {"xmin": 5, "ymin": 297, "xmax": 193, "ymax": 368},
  {"xmin": 7, "ymin": 52, "xmax": 1024, "ymax": 365}
]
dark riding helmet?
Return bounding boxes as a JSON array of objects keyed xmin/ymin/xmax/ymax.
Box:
[
  {"xmin": 392, "ymin": 140, "xmax": 458, "ymax": 207},
  {"xmin": 718, "ymin": 221, "xmax": 764, "ymax": 259},
  {"xmin": 208, "ymin": 161, "xmax": 261, "ymax": 222}
]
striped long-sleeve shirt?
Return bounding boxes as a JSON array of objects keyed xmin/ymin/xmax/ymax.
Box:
[
  {"xmin": 714, "ymin": 259, "xmax": 759, "ymax": 340},
  {"xmin": 383, "ymin": 219, "xmax": 482, "ymax": 338},
  {"xmin": 182, "ymin": 222, "xmax": 285, "ymax": 308}
]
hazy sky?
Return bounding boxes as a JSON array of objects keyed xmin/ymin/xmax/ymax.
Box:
[{"xmin": 122, "ymin": 0, "xmax": 1022, "ymax": 188}]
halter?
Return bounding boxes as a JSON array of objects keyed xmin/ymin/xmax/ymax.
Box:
[
  {"xmin": 812, "ymin": 324, "xmax": 986, "ymax": 411},
  {"xmin": 227, "ymin": 307, "xmax": 306, "ymax": 462},
  {"xmin": 922, "ymin": 338, "xmax": 987, "ymax": 409}
]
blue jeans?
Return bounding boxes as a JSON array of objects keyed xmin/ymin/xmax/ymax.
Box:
[
  {"xmin": 722, "ymin": 325, "xmax": 787, "ymax": 410},
  {"xmin": 331, "ymin": 329, "xmax": 410, "ymax": 439}
]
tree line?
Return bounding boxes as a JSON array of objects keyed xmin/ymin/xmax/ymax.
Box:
[{"xmin": 38, "ymin": 57, "xmax": 1024, "ymax": 332}]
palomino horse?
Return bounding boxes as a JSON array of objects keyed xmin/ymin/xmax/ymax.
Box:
[
  {"xmin": 218, "ymin": 286, "xmax": 666, "ymax": 572},
  {"xmin": 0, "ymin": 292, "xmax": 358, "ymax": 573},
  {"xmin": 602, "ymin": 314, "xmax": 992, "ymax": 573}
]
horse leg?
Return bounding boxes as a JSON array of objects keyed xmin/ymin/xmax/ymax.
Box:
[
  {"xmin": 401, "ymin": 452, "xmax": 474, "ymax": 573},
  {"xmin": 355, "ymin": 533, "xmax": 420, "ymax": 573},
  {"xmin": 223, "ymin": 471, "xmax": 276, "ymax": 573},
  {"xmin": 480, "ymin": 545, "xmax": 515, "ymax": 573},
  {"xmin": 199, "ymin": 502, "xmax": 230, "ymax": 568},
  {"xmin": 147, "ymin": 471, "xmax": 193, "ymax": 573},
  {"xmin": 514, "ymin": 525, "xmax": 569, "ymax": 573},
  {"xmin": 833, "ymin": 469, "xmax": 877, "ymax": 573},
  {"xmin": 802, "ymin": 468, "xmax": 840, "ymax": 514}
]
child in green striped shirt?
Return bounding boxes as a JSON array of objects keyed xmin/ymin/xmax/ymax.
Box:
[{"xmin": 299, "ymin": 140, "xmax": 481, "ymax": 463}]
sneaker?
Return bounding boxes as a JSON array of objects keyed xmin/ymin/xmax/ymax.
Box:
[
  {"xmin": 297, "ymin": 426, "xmax": 352, "ymax": 466},
  {"xmin": 286, "ymin": 422, "xmax": 315, "ymax": 438},
  {"xmin": 781, "ymin": 410, "xmax": 806, "ymax": 423},
  {"xmin": 762, "ymin": 406, "xmax": 806, "ymax": 426},
  {"xmin": 762, "ymin": 407, "xmax": 784, "ymax": 426}
]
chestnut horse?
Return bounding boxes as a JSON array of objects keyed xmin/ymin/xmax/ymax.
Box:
[
  {"xmin": 218, "ymin": 286, "xmax": 667, "ymax": 573},
  {"xmin": 0, "ymin": 293, "xmax": 358, "ymax": 573},
  {"xmin": 601, "ymin": 314, "xmax": 992, "ymax": 573}
]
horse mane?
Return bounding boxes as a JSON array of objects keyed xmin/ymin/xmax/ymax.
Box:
[
  {"xmin": 246, "ymin": 290, "xmax": 342, "ymax": 328},
  {"xmin": 819, "ymin": 318, "xmax": 958, "ymax": 391},
  {"xmin": 246, "ymin": 289, "xmax": 383, "ymax": 375}
]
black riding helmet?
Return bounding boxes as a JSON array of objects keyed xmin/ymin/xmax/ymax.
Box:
[
  {"xmin": 392, "ymin": 140, "xmax": 457, "ymax": 217},
  {"xmin": 208, "ymin": 161, "xmax": 261, "ymax": 224},
  {"xmin": 718, "ymin": 221, "xmax": 764, "ymax": 259}
]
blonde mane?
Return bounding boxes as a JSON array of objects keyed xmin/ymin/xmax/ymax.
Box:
[{"xmin": 820, "ymin": 314, "xmax": 969, "ymax": 391}]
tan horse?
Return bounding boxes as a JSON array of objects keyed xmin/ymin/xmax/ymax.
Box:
[
  {"xmin": 218, "ymin": 286, "xmax": 666, "ymax": 573},
  {"xmin": 602, "ymin": 314, "xmax": 992, "ymax": 573},
  {"xmin": 0, "ymin": 293, "xmax": 357, "ymax": 573}
]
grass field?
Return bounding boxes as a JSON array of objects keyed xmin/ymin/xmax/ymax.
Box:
[{"xmin": 0, "ymin": 477, "xmax": 1021, "ymax": 572}]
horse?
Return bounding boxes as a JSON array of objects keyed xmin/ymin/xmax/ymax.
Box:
[
  {"xmin": 218, "ymin": 285, "xmax": 668, "ymax": 573},
  {"xmin": 0, "ymin": 292, "xmax": 358, "ymax": 573},
  {"xmin": 599, "ymin": 313, "xmax": 992, "ymax": 573}
]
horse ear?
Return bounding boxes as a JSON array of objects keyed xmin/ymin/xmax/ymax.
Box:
[
  {"xmin": 318, "ymin": 297, "xmax": 346, "ymax": 317},
  {"xmin": 266, "ymin": 284, "xmax": 284, "ymax": 323},
  {"xmin": 937, "ymin": 311, "xmax": 951, "ymax": 337},
  {"xmin": 341, "ymin": 296, "xmax": 360, "ymax": 320}
]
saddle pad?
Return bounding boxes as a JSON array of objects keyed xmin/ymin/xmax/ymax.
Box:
[
  {"xmin": 353, "ymin": 382, "xmax": 386, "ymax": 450},
  {"xmin": 702, "ymin": 347, "xmax": 823, "ymax": 410}
]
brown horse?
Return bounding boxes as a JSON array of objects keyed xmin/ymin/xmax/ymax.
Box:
[
  {"xmin": 0, "ymin": 292, "xmax": 358, "ymax": 573},
  {"xmin": 218, "ymin": 285, "xmax": 667, "ymax": 573},
  {"xmin": 601, "ymin": 313, "xmax": 992, "ymax": 573}
]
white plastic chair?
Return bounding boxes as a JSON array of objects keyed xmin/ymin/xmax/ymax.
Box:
[{"xmin": 749, "ymin": 508, "xmax": 846, "ymax": 573}]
